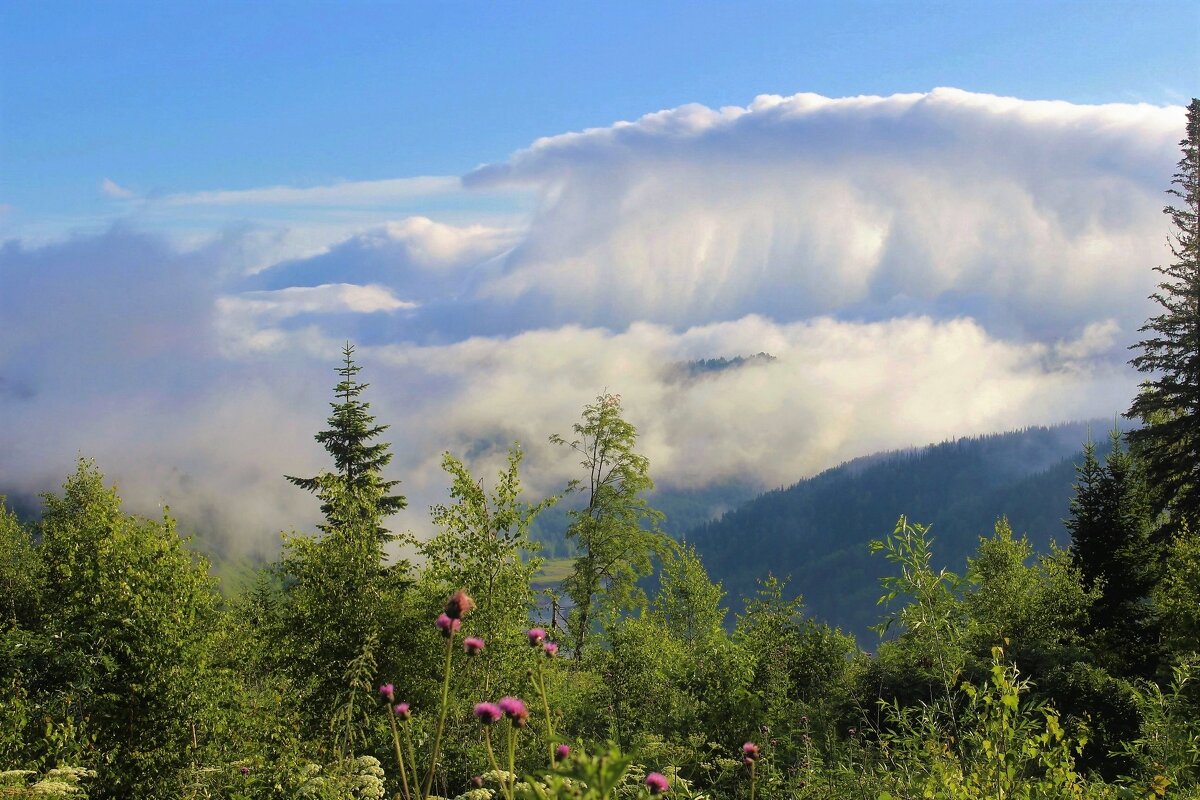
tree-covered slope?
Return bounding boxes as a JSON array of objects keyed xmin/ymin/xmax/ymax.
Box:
[{"xmin": 686, "ymin": 421, "xmax": 1119, "ymax": 642}]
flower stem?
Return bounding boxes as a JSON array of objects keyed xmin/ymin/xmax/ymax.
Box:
[
  {"xmin": 533, "ymin": 662, "xmax": 556, "ymax": 766},
  {"xmin": 483, "ymin": 728, "xmax": 514, "ymax": 800},
  {"xmin": 749, "ymin": 759, "xmax": 757, "ymax": 800},
  {"xmin": 403, "ymin": 721, "xmax": 421, "ymax": 800},
  {"xmin": 507, "ymin": 721, "xmax": 518, "ymax": 787},
  {"xmin": 422, "ymin": 632, "xmax": 456, "ymax": 800},
  {"xmin": 386, "ymin": 712, "xmax": 412, "ymax": 800}
]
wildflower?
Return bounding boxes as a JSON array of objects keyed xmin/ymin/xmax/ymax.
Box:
[
  {"xmin": 848, "ymin": 727, "xmax": 857, "ymax": 737},
  {"xmin": 473, "ymin": 702, "xmax": 503, "ymax": 725},
  {"xmin": 555, "ymin": 744, "xmax": 570, "ymax": 761},
  {"xmin": 239, "ymin": 766, "xmax": 250, "ymax": 775},
  {"xmin": 497, "ymin": 696, "xmax": 529, "ymax": 727},
  {"xmin": 645, "ymin": 772, "xmax": 669, "ymax": 795},
  {"xmin": 393, "ymin": 702, "xmax": 411, "ymax": 720},
  {"xmin": 543, "ymin": 641, "xmax": 559, "ymax": 657},
  {"xmin": 445, "ymin": 589, "xmax": 476, "ymax": 620},
  {"xmin": 527, "ymin": 628, "xmax": 547, "ymax": 646},
  {"xmin": 742, "ymin": 742, "xmax": 760, "ymax": 762},
  {"xmin": 435, "ymin": 613, "xmax": 461, "ymax": 637},
  {"xmin": 378, "ymin": 683, "xmax": 395, "ymax": 702},
  {"xmin": 471, "ymin": 775, "xmax": 484, "ymax": 789},
  {"xmin": 464, "ymin": 636, "xmax": 485, "ymax": 655}
]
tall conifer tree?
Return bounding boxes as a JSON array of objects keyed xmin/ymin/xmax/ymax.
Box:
[
  {"xmin": 1126, "ymin": 98, "xmax": 1200, "ymax": 528},
  {"xmin": 1066, "ymin": 433, "xmax": 1160, "ymax": 678},
  {"xmin": 287, "ymin": 343, "xmax": 406, "ymax": 542}
]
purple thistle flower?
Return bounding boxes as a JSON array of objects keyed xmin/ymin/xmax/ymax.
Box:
[
  {"xmin": 435, "ymin": 613, "xmax": 461, "ymax": 637},
  {"xmin": 473, "ymin": 702, "xmax": 503, "ymax": 725},
  {"xmin": 393, "ymin": 702, "xmax": 411, "ymax": 720},
  {"xmin": 471, "ymin": 776, "xmax": 484, "ymax": 789},
  {"xmin": 543, "ymin": 641, "xmax": 559, "ymax": 657},
  {"xmin": 464, "ymin": 636, "xmax": 485, "ymax": 655},
  {"xmin": 239, "ymin": 766, "xmax": 250, "ymax": 775},
  {"xmin": 497, "ymin": 695, "xmax": 529, "ymax": 727},
  {"xmin": 527, "ymin": 628, "xmax": 547, "ymax": 646},
  {"xmin": 378, "ymin": 683, "xmax": 395, "ymax": 702},
  {"xmin": 555, "ymin": 744, "xmax": 571, "ymax": 761},
  {"xmin": 742, "ymin": 741, "xmax": 760, "ymax": 761},
  {"xmin": 645, "ymin": 772, "xmax": 669, "ymax": 795},
  {"xmin": 445, "ymin": 589, "xmax": 476, "ymax": 620}
]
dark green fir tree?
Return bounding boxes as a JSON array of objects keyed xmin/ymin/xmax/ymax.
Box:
[
  {"xmin": 1065, "ymin": 432, "xmax": 1161, "ymax": 678},
  {"xmin": 287, "ymin": 342, "xmax": 407, "ymax": 543},
  {"xmin": 1127, "ymin": 98, "xmax": 1200, "ymax": 531}
]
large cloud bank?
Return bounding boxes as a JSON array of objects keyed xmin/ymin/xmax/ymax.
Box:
[{"xmin": 0, "ymin": 89, "xmax": 1184, "ymax": 552}]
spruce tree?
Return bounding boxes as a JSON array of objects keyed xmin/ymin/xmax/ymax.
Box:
[
  {"xmin": 1066, "ymin": 433, "xmax": 1160, "ymax": 678},
  {"xmin": 1126, "ymin": 98, "xmax": 1200, "ymax": 528},
  {"xmin": 287, "ymin": 343, "xmax": 406, "ymax": 542}
]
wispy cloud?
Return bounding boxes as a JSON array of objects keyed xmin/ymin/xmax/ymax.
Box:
[
  {"xmin": 100, "ymin": 178, "xmax": 136, "ymax": 199},
  {"xmin": 160, "ymin": 176, "xmax": 461, "ymax": 208}
]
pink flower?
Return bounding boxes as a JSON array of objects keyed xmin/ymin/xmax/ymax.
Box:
[
  {"xmin": 543, "ymin": 641, "xmax": 559, "ymax": 657},
  {"xmin": 645, "ymin": 772, "xmax": 669, "ymax": 795},
  {"xmin": 471, "ymin": 776, "xmax": 484, "ymax": 789},
  {"xmin": 527, "ymin": 628, "xmax": 547, "ymax": 646},
  {"xmin": 473, "ymin": 702, "xmax": 503, "ymax": 725},
  {"xmin": 393, "ymin": 702, "xmax": 411, "ymax": 720},
  {"xmin": 555, "ymin": 744, "xmax": 571, "ymax": 761},
  {"xmin": 742, "ymin": 741, "xmax": 760, "ymax": 761},
  {"xmin": 445, "ymin": 589, "xmax": 476, "ymax": 620},
  {"xmin": 497, "ymin": 696, "xmax": 529, "ymax": 727},
  {"xmin": 464, "ymin": 636, "xmax": 485, "ymax": 655},
  {"xmin": 378, "ymin": 683, "xmax": 395, "ymax": 701},
  {"xmin": 435, "ymin": 613, "xmax": 461, "ymax": 637}
]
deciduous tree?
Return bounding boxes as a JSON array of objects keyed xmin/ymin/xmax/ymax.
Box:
[{"xmin": 551, "ymin": 393, "xmax": 668, "ymax": 660}]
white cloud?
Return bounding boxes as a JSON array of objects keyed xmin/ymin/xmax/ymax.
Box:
[
  {"xmin": 0, "ymin": 89, "xmax": 1185, "ymax": 555},
  {"xmin": 215, "ymin": 283, "xmax": 417, "ymax": 356},
  {"xmin": 161, "ymin": 176, "xmax": 461, "ymax": 207},
  {"xmin": 101, "ymin": 178, "xmax": 136, "ymax": 199},
  {"xmin": 466, "ymin": 88, "xmax": 1181, "ymax": 340}
]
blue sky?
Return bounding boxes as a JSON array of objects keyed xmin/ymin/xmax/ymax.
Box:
[
  {"xmin": 1, "ymin": 1, "xmax": 1195, "ymax": 224},
  {"xmin": 0, "ymin": 2, "xmax": 1196, "ymax": 549}
]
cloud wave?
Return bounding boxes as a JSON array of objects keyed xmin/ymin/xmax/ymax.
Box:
[{"xmin": 0, "ymin": 89, "xmax": 1185, "ymax": 553}]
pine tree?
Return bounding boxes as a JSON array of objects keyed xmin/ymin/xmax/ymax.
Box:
[
  {"xmin": 1126, "ymin": 98, "xmax": 1200, "ymax": 528},
  {"xmin": 1066, "ymin": 433, "xmax": 1161, "ymax": 678},
  {"xmin": 287, "ymin": 343, "xmax": 406, "ymax": 542}
]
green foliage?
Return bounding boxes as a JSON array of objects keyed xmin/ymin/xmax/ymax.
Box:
[
  {"xmin": 0, "ymin": 501, "xmax": 41, "ymax": 628},
  {"xmin": 423, "ymin": 447, "xmax": 555, "ymax": 679},
  {"xmin": 1156, "ymin": 521, "xmax": 1200, "ymax": 658},
  {"xmin": 1066, "ymin": 435, "xmax": 1162, "ymax": 679},
  {"xmin": 551, "ymin": 393, "xmax": 669, "ymax": 659},
  {"xmin": 870, "ymin": 516, "xmax": 967, "ymax": 700},
  {"xmin": 1127, "ymin": 97, "xmax": 1200, "ymax": 529},
  {"xmin": 1117, "ymin": 656, "xmax": 1200, "ymax": 794},
  {"xmin": 963, "ymin": 520, "xmax": 1096, "ymax": 690},
  {"xmin": 650, "ymin": 546, "xmax": 727, "ymax": 648},
  {"xmin": 286, "ymin": 342, "xmax": 408, "ymax": 543},
  {"xmin": 19, "ymin": 460, "xmax": 220, "ymax": 798},
  {"xmin": 875, "ymin": 647, "xmax": 1098, "ymax": 800}
]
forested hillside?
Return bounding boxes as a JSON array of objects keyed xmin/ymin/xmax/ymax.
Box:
[{"xmin": 686, "ymin": 422, "xmax": 1123, "ymax": 641}]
